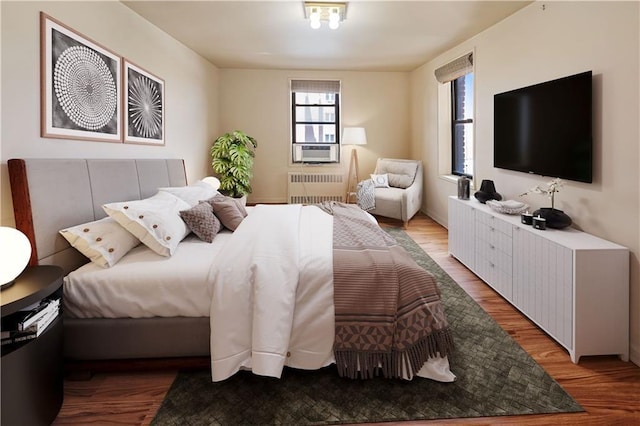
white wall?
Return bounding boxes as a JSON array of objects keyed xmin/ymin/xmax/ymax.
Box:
[
  {"xmin": 218, "ymin": 69, "xmax": 410, "ymax": 203},
  {"xmin": 411, "ymin": 1, "xmax": 640, "ymax": 365},
  {"xmin": 0, "ymin": 0, "xmax": 220, "ymax": 226}
]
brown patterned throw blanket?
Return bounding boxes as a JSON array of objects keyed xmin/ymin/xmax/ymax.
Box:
[{"xmin": 317, "ymin": 202, "xmax": 454, "ymax": 379}]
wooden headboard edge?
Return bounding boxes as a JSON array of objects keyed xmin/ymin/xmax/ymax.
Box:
[{"xmin": 8, "ymin": 159, "xmax": 39, "ymax": 266}]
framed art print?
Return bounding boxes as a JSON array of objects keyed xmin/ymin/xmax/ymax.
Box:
[
  {"xmin": 123, "ymin": 60, "xmax": 165, "ymax": 145},
  {"xmin": 40, "ymin": 13, "xmax": 122, "ymax": 142}
]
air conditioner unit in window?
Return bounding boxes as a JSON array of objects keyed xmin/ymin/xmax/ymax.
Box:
[{"xmin": 292, "ymin": 144, "xmax": 339, "ymax": 163}]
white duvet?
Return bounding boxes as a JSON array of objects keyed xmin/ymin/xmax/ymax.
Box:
[
  {"xmin": 64, "ymin": 204, "xmax": 455, "ymax": 382},
  {"xmin": 208, "ymin": 204, "xmax": 455, "ymax": 383}
]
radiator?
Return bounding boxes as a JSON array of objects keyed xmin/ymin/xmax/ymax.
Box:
[{"xmin": 287, "ymin": 171, "xmax": 345, "ymax": 204}]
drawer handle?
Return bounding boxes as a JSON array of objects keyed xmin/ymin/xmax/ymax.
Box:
[
  {"xmin": 489, "ymin": 244, "xmax": 495, "ymax": 249},
  {"xmin": 489, "ymin": 262, "xmax": 495, "ymax": 268},
  {"xmin": 490, "ymin": 227, "xmax": 495, "ymax": 232}
]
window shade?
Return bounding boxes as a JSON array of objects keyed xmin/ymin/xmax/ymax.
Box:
[
  {"xmin": 434, "ymin": 53, "xmax": 473, "ymax": 83},
  {"xmin": 290, "ymin": 79, "xmax": 341, "ymax": 93}
]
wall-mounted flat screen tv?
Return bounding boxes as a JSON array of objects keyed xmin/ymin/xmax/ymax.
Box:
[{"xmin": 493, "ymin": 71, "xmax": 593, "ymax": 183}]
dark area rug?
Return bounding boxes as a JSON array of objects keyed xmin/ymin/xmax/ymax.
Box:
[{"xmin": 152, "ymin": 229, "xmax": 582, "ymax": 425}]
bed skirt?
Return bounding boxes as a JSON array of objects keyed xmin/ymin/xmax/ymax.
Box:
[{"xmin": 64, "ymin": 316, "xmax": 210, "ymax": 360}]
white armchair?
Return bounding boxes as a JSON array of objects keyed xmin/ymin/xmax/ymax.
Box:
[{"xmin": 367, "ymin": 158, "xmax": 423, "ymax": 227}]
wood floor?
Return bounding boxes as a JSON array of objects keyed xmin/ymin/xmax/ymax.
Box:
[{"xmin": 54, "ymin": 213, "xmax": 640, "ymax": 425}]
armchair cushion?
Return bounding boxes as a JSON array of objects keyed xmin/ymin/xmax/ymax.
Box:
[
  {"xmin": 370, "ymin": 187, "xmax": 405, "ymax": 219},
  {"xmin": 375, "ymin": 159, "xmax": 418, "ymax": 189}
]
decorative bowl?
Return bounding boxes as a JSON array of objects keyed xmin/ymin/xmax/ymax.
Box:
[{"xmin": 486, "ymin": 200, "xmax": 529, "ymax": 215}]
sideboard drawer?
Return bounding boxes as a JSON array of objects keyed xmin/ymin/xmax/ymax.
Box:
[
  {"xmin": 476, "ymin": 221, "xmax": 512, "ymax": 255},
  {"xmin": 476, "ymin": 210, "xmax": 513, "ymax": 237}
]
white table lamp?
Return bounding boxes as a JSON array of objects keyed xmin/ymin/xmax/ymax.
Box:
[{"xmin": 0, "ymin": 227, "xmax": 32, "ymax": 289}]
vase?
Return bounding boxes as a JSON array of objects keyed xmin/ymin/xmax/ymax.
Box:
[
  {"xmin": 457, "ymin": 177, "xmax": 470, "ymax": 200},
  {"xmin": 473, "ymin": 179, "xmax": 502, "ymax": 204},
  {"xmin": 531, "ymin": 207, "xmax": 572, "ymax": 229}
]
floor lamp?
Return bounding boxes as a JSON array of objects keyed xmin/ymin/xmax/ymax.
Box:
[{"xmin": 342, "ymin": 127, "xmax": 367, "ymax": 203}]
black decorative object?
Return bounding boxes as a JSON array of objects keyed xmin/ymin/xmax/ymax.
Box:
[
  {"xmin": 474, "ymin": 180, "xmax": 502, "ymax": 204},
  {"xmin": 521, "ymin": 212, "xmax": 533, "ymax": 225},
  {"xmin": 532, "ymin": 208, "xmax": 573, "ymax": 229}
]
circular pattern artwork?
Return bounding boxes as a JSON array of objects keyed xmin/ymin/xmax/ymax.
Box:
[
  {"xmin": 53, "ymin": 46, "xmax": 117, "ymax": 131},
  {"xmin": 128, "ymin": 75, "xmax": 163, "ymax": 139}
]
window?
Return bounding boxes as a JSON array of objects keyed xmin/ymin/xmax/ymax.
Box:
[
  {"xmin": 291, "ymin": 80, "xmax": 340, "ymax": 163},
  {"xmin": 434, "ymin": 52, "xmax": 474, "ymax": 179},
  {"xmin": 451, "ymin": 72, "xmax": 474, "ymax": 177}
]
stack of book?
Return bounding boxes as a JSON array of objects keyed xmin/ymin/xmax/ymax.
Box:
[{"xmin": 1, "ymin": 297, "xmax": 61, "ymax": 346}]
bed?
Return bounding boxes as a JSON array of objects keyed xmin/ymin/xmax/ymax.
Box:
[{"xmin": 8, "ymin": 158, "xmax": 455, "ymax": 382}]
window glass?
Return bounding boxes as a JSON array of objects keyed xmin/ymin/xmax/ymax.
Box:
[
  {"xmin": 294, "ymin": 106, "xmax": 336, "ymax": 123},
  {"xmin": 294, "ymin": 124, "xmax": 337, "ymax": 143}
]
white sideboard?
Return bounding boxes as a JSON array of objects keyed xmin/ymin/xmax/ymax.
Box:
[{"xmin": 448, "ymin": 196, "xmax": 629, "ymax": 363}]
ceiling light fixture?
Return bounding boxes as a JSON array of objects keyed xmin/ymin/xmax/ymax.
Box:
[{"xmin": 304, "ymin": 2, "xmax": 347, "ymax": 30}]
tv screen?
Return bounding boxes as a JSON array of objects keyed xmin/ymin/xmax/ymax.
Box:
[{"xmin": 493, "ymin": 71, "xmax": 593, "ymax": 183}]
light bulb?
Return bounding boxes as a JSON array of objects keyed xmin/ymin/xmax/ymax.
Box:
[
  {"xmin": 329, "ymin": 8, "xmax": 340, "ymax": 30},
  {"xmin": 309, "ymin": 7, "xmax": 321, "ymax": 29}
]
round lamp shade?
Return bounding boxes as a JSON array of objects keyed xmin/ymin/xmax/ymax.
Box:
[{"xmin": 0, "ymin": 227, "xmax": 32, "ymax": 287}]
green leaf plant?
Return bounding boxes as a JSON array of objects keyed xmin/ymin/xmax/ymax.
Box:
[{"xmin": 210, "ymin": 130, "xmax": 258, "ymax": 198}]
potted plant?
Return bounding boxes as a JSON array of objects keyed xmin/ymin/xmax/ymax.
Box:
[
  {"xmin": 210, "ymin": 130, "xmax": 258, "ymax": 199},
  {"xmin": 520, "ymin": 178, "xmax": 572, "ymax": 229}
]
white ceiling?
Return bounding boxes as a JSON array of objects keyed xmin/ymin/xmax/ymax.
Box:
[{"xmin": 122, "ymin": 1, "xmax": 532, "ymax": 72}]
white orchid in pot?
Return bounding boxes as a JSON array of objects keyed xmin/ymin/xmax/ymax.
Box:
[
  {"xmin": 520, "ymin": 177, "xmax": 564, "ymax": 209},
  {"xmin": 520, "ymin": 178, "xmax": 572, "ymax": 229}
]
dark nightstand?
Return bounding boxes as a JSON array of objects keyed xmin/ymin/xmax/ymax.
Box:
[{"xmin": 1, "ymin": 265, "xmax": 64, "ymax": 426}]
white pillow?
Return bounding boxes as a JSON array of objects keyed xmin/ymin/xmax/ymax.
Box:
[
  {"xmin": 59, "ymin": 217, "xmax": 140, "ymax": 268},
  {"xmin": 370, "ymin": 173, "xmax": 390, "ymax": 188},
  {"xmin": 158, "ymin": 180, "xmax": 219, "ymax": 207},
  {"xmin": 103, "ymin": 192, "xmax": 191, "ymax": 256}
]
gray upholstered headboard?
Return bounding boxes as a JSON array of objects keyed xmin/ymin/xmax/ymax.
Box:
[{"xmin": 8, "ymin": 158, "xmax": 187, "ymax": 275}]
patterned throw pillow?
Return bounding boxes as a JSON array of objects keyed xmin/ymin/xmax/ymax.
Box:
[
  {"xmin": 179, "ymin": 202, "xmax": 221, "ymax": 243},
  {"xmin": 370, "ymin": 173, "xmax": 390, "ymax": 188},
  {"xmin": 205, "ymin": 194, "xmax": 247, "ymax": 231}
]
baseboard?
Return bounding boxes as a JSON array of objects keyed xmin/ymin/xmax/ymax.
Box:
[
  {"xmin": 247, "ymin": 197, "xmax": 287, "ymax": 204},
  {"xmin": 629, "ymin": 342, "xmax": 640, "ymax": 367}
]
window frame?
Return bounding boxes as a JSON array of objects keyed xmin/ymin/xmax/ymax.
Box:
[
  {"xmin": 450, "ymin": 73, "xmax": 474, "ymax": 179},
  {"xmin": 290, "ymin": 92, "xmax": 340, "ymax": 145}
]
